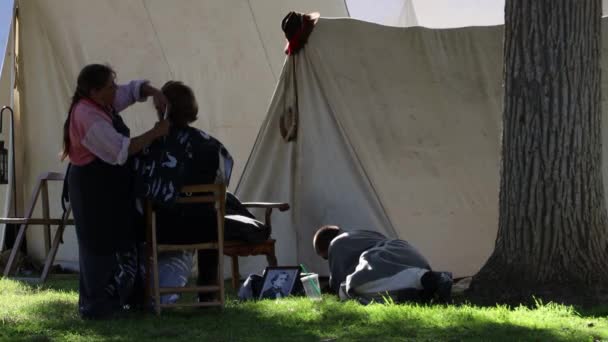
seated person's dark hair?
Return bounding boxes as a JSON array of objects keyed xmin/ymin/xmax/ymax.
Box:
[
  {"xmin": 161, "ymin": 81, "xmax": 198, "ymax": 127},
  {"xmin": 313, "ymin": 225, "xmax": 342, "ymax": 259}
]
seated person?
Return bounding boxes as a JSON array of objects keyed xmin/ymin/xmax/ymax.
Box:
[
  {"xmin": 313, "ymin": 225, "xmax": 452, "ymax": 304},
  {"xmin": 133, "ymin": 81, "xmax": 267, "ymax": 303}
]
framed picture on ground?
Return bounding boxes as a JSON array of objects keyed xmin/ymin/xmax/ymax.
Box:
[{"xmin": 259, "ymin": 266, "xmax": 301, "ymax": 299}]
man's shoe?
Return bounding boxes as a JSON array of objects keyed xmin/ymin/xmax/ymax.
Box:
[{"xmin": 435, "ymin": 272, "xmax": 453, "ymax": 303}]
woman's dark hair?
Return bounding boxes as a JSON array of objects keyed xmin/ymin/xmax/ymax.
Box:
[
  {"xmin": 161, "ymin": 81, "xmax": 198, "ymax": 127},
  {"xmin": 61, "ymin": 64, "xmax": 115, "ymax": 161}
]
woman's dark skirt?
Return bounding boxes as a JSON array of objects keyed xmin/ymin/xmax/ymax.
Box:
[{"xmin": 68, "ymin": 159, "xmax": 140, "ymax": 319}]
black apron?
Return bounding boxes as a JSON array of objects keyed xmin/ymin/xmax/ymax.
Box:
[{"xmin": 64, "ymin": 107, "xmax": 140, "ymax": 319}]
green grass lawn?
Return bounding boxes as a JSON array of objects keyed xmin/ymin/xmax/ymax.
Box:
[{"xmin": 1, "ymin": 276, "xmax": 607, "ymax": 341}]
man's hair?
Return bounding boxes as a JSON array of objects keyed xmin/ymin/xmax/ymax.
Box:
[
  {"xmin": 270, "ymin": 271, "xmax": 289, "ymax": 286},
  {"xmin": 161, "ymin": 80, "xmax": 198, "ymax": 127},
  {"xmin": 313, "ymin": 225, "xmax": 342, "ymax": 257}
]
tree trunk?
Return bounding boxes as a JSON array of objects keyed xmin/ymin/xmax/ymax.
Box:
[{"xmin": 469, "ymin": 0, "xmax": 608, "ymax": 304}]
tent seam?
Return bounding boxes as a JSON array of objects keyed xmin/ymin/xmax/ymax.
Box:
[
  {"xmin": 246, "ymin": 0, "xmax": 277, "ymax": 82},
  {"xmin": 141, "ymin": 0, "xmax": 175, "ymax": 79}
]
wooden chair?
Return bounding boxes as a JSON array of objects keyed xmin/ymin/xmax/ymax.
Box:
[
  {"xmin": 1, "ymin": 172, "xmax": 74, "ymax": 283},
  {"xmin": 145, "ymin": 183, "xmax": 226, "ymax": 315},
  {"xmin": 224, "ymin": 202, "xmax": 290, "ymax": 289}
]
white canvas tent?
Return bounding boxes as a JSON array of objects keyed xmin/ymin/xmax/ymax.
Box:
[
  {"xmin": 4, "ymin": 1, "xmax": 608, "ymax": 280},
  {"xmin": 237, "ymin": 18, "xmax": 503, "ymax": 277},
  {"xmin": 236, "ymin": 17, "xmax": 608, "ymax": 277},
  {"xmin": 346, "ymin": 0, "xmax": 504, "ymax": 27},
  {"xmin": 346, "ymin": 0, "xmax": 418, "ymax": 27},
  {"xmin": 0, "ymin": 0, "xmax": 347, "ymax": 270},
  {"xmin": 347, "ymin": 0, "xmax": 608, "ymax": 28}
]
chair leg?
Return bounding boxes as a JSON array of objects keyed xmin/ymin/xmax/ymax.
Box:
[
  {"xmin": 145, "ymin": 200, "xmax": 161, "ymax": 315},
  {"xmin": 39, "ymin": 224, "xmax": 65, "ymax": 283},
  {"xmin": 152, "ymin": 243, "xmax": 161, "ymax": 315},
  {"xmin": 3, "ymin": 224, "xmax": 27, "ymax": 277},
  {"xmin": 265, "ymin": 250, "xmax": 278, "ymax": 267},
  {"xmin": 231, "ymin": 256, "xmax": 239, "ymax": 290}
]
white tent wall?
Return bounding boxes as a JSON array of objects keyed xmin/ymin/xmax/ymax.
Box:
[
  {"xmin": 237, "ymin": 17, "xmax": 608, "ymax": 277},
  {"xmin": 237, "ymin": 55, "xmax": 399, "ymax": 277},
  {"xmin": 346, "ymin": 0, "xmax": 502, "ymax": 28},
  {"xmin": 395, "ymin": 0, "xmax": 418, "ymax": 26},
  {"xmin": 348, "ymin": 1, "xmax": 608, "ymax": 28},
  {"xmin": 16, "ymin": 0, "xmax": 347, "ymax": 269},
  {"xmin": 346, "ymin": 0, "xmax": 417, "ymax": 27},
  {"xmin": 237, "ymin": 19, "xmax": 503, "ymax": 277}
]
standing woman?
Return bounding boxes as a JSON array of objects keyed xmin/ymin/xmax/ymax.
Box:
[{"xmin": 61, "ymin": 64, "xmax": 169, "ymax": 319}]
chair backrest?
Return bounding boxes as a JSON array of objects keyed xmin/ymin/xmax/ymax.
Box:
[
  {"xmin": 175, "ymin": 184, "xmax": 226, "ymax": 206},
  {"xmin": 176, "ymin": 183, "xmax": 227, "ymax": 247},
  {"xmin": 146, "ymin": 183, "xmax": 228, "ymax": 314},
  {"xmin": 146, "ymin": 183, "xmax": 227, "ymax": 247}
]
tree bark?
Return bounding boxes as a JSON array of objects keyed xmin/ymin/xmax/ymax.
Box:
[{"xmin": 469, "ymin": 0, "xmax": 608, "ymax": 304}]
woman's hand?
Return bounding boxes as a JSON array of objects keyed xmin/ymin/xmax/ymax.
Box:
[
  {"xmin": 152, "ymin": 91, "xmax": 168, "ymax": 116},
  {"xmin": 141, "ymin": 83, "xmax": 168, "ymax": 114},
  {"xmin": 128, "ymin": 119, "xmax": 170, "ymax": 156}
]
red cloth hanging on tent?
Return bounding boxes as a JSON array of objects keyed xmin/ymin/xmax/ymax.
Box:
[{"xmin": 282, "ymin": 11, "xmax": 320, "ymax": 56}]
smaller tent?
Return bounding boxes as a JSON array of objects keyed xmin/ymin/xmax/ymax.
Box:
[
  {"xmin": 236, "ymin": 18, "xmax": 506, "ymax": 277},
  {"xmin": 237, "ymin": 16, "xmax": 608, "ymax": 277}
]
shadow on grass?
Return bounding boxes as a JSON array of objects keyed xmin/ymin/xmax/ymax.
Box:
[
  {"xmin": 413, "ymin": 312, "xmax": 595, "ymax": 342},
  {"xmin": 311, "ymin": 301, "xmax": 593, "ymax": 342},
  {"xmin": 459, "ymin": 289, "xmax": 608, "ymax": 321},
  {"xmin": 1, "ymin": 299, "xmax": 322, "ymax": 341},
  {"xmin": 1, "ymin": 277, "xmax": 599, "ymax": 341},
  {"xmin": 573, "ymin": 305, "xmax": 608, "ymax": 320},
  {"xmin": 2, "ymin": 301, "xmax": 593, "ymax": 341}
]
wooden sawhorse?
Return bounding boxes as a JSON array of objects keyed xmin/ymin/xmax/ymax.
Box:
[{"xmin": 1, "ymin": 172, "xmax": 74, "ymax": 283}]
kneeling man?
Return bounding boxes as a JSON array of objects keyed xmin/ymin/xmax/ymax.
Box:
[{"xmin": 313, "ymin": 225, "xmax": 452, "ymax": 304}]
